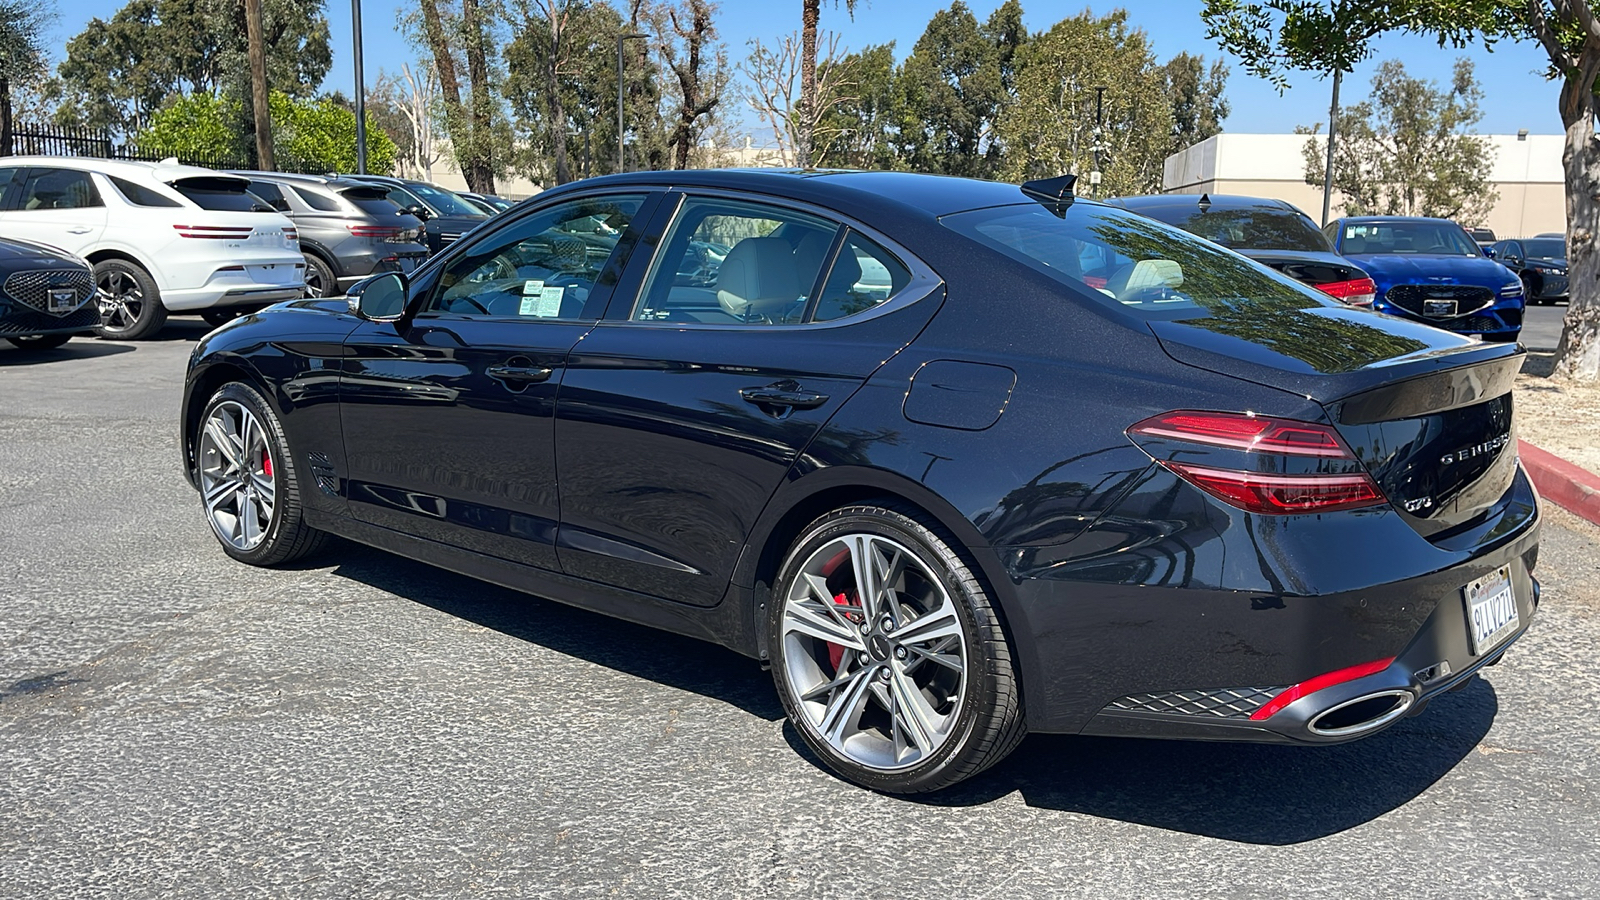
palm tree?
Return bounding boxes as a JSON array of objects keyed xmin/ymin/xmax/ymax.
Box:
[{"xmin": 797, "ymin": 0, "xmax": 853, "ymax": 167}]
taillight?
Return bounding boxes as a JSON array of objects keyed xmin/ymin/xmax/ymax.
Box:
[
  {"xmin": 1316, "ymin": 277, "xmax": 1377, "ymax": 306},
  {"xmin": 284, "ymin": 228, "xmax": 298, "ymax": 244},
  {"xmin": 174, "ymin": 224, "xmax": 254, "ymax": 240},
  {"xmin": 1249, "ymin": 657, "xmax": 1395, "ymax": 720},
  {"xmin": 1128, "ymin": 411, "xmax": 1387, "ymax": 515},
  {"xmin": 350, "ymin": 225, "xmax": 401, "ymax": 239}
]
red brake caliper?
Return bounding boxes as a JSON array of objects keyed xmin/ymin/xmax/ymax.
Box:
[
  {"xmin": 820, "ymin": 549, "xmax": 858, "ymax": 673},
  {"xmin": 262, "ymin": 453, "xmax": 273, "ymax": 479}
]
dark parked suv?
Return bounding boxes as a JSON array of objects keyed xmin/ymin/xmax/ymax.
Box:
[
  {"xmin": 231, "ymin": 172, "xmax": 428, "ymax": 301},
  {"xmin": 0, "ymin": 236, "xmax": 97, "ymax": 350},
  {"xmin": 1488, "ymin": 236, "xmax": 1568, "ymax": 305},
  {"xmin": 338, "ymin": 175, "xmax": 487, "ymax": 255}
]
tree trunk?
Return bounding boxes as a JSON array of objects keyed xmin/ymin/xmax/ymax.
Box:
[
  {"xmin": 546, "ymin": 7, "xmax": 571, "ymax": 185},
  {"xmin": 461, "ymin": 0, "xmax": 497, "ymax": 193},
  {"xmin": 244, "ymin": 0, "xmax": 275, "ymax": 170},
  {"xmin": 417, "ymin": 0, "xmax": 478, "ymax": 189},
  {"xmin": 0, "ymin": 75, "xmax": 12, "ymax": 158},
  {"xmin": 797, "ymin": 0, "xmax": 819, "ymax": 167},
  {"xmin": 1555, "ymin": 54, "xmax": 1600, "ymax": 381}
]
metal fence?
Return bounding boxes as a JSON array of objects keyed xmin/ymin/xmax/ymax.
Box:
[{"xmin": 8, "ymin": 123, "xmax": 258, "ymax": 171}]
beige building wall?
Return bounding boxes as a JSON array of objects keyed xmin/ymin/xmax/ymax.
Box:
[{"xmin": 1163, "ymin": 133, "xmax": 1568, "ymax": 238}]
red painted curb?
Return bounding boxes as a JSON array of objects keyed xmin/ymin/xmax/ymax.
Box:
[{"xmin": 1520, "ymin": 439, "xmax": 1600, "ymax": 527}]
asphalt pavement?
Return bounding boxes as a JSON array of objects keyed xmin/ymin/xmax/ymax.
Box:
[
  {"xmin": 2, "ymin": 318, "xmax": 1597, "ymax": 899},
  {"xmin": 1522, "ymin": 300, "xmax": 1567, "ymax": 350}
]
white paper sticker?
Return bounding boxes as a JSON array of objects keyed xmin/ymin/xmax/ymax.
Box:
[
  {"xmin": 536, "ymin": 285, "xmax": 565, "ymax": 317},
  {"xmin": 522, "ymin": 279, "xmax": 545, "ymax": 295}
]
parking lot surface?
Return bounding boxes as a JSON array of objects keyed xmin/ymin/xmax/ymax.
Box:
[{"xmin": 3, "ymin": 319, "xmax": 1597, "ymax": 898}]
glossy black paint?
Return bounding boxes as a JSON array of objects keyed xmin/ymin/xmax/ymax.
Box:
[
  {"xmin": 0, "ymin": 237, "xmax": 98, "ymax": 339},
  {"xmin": 182, "ymin": 169, "xmax": 1539, "ymax": 742}
]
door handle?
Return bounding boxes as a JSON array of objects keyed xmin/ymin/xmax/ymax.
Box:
[
  {"xmin": 67, "ymin": 226, "xmax": 93, "ymax": 234},
  {"xmin": 487, "ymin": 364, "xmax": 553, "ymax": 385},
  {"xmin": 739, "ymin": 380, "xmax": 829, "ymax": 415}
]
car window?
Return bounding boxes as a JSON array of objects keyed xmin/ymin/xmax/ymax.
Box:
[
  {"xmin": 171, "ymin": 177, "xmax": 270, "ymax": 212},
  {"xmin": 1132, "ymin": 204, "xmax": 1331, "ymax": 253},
  {"xmin": 942, "ymin": 201, "xmax": 1320, "ymax": 320},
  {"xmin": 1506, "ymin": 241, "xmax": 1523, "ymax": 259},
  {"xmin": 1337, "ymin": 221, "xmax": 1480, "ymax": 256},
  {"xmin": 247, "ymin": 180, "xmax": 291, "ymax": 212},
  {"xmin": 632, "ymin": 197, "xmax": 842, "ymax": 326},
  {"xmin": 810, "ymin": 231, "xmax": 913, "ymax": 322},
  {"xmin": 428, "ymin": 193, "xmax": 647, "ymax": 320},
  {"xmin": 1523, "ymin": 238, "xmax": 1564, "ymax": 259},
  {"xmin": 17, "ymin": 168, "xmax": 103, "ymax": 211},
  {"xmin": 291, "ymin": 185, "xmax": 343, "ymax": 212},
  {"xmin": 339, "ymin": 187, "xmax": 404, "ymax": 218},
  {"xmin": 0, "ymin": 167, "xmax": 22, "ymax": 208},
  {"xmin": 405, "ymin": 182, "xmax": 482, "ymax": 217},
  {"xmin": 108, "ymin": 175, "xmax": 181, "ymax": 208}
]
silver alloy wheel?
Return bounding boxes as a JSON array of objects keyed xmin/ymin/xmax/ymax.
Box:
[
  {"xmin": 96, "ymin": 269, "xmax": 145, "ymax": 332},
  {"xmin": 303, "ymin": 266, "xmax": 326, "ymax": 298},
  {"xmin": 780, "ymin": 533, "xmax": 967, "ymax": 771},
  {"xmin": 198, "ymin": 400, "xmax": 276, "ymax": 551}
]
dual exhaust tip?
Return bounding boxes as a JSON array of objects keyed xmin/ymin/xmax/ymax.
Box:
[{"xmin": 1306, "ymin": 689, "xmax": 1415, "ymax": 737}]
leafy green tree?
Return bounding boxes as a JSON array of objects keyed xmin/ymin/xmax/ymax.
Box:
[
  {"xmin": 1161, "ymin": 50, "xmax": 1229, "ymax": 157},
  {"xmin": 270, "ymin": 92, "xmax": 398, "ymax": 174},
  {"xmin": 895, "ymin": 0, "xmax": 1027, "ymax": 178},
  {"xmin": 996, "ymin": 9, "xmax": 1171, "ymax": 196},
  {"xmin": 0, "ymin": 1, "xmax": 50, "ymax": 155},
  {"xmin": 1201, "ymin": 0, "xmax": 1600, "ymax": 381},
  {"xmin": 131, "ymin": 92, "xmax": 235, "ymax": 160},
  {"xmin": 404, "ymin": 0, "xmax": 509, "ymax": 191},
  {"xmin": 816, "ymin": 42, "xmax": 901, "ymax": 169},
  {"xmin": 55, "ymin": 0, "xmax": 330, "ymax": 135},
  {"xmin": 1297, "ymin": 58, "xmax": 1495, "ymax": 223},
  {"xmin": 649, "ymin": 0, "xmax": 729, "ymax": 170}
]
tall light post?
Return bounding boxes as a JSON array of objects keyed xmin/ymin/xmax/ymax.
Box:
[
  {"xmin": 617, "ymin": 32, "xmax": 648, "ymax": 172},
  {"xmin": 353, "ymin": 0, "xmax": 368, "ymax": 174},
  {"xmin": 1321, "ymin": 69, "xmax": 1341, "ymax": 226}
]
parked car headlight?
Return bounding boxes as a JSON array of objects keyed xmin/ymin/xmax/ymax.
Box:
[{"xmin": 1498, "ymin": 281, "xmax": 1524, "ymax": 296}]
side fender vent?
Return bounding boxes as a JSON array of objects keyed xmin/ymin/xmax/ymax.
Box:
[{"xmin": 307, "ymin": 451, "xmax": 340, "ymax": 497}]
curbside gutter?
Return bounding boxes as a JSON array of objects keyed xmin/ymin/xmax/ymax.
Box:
[{"xmin": 1520, "ymin": 440, "xmax": 1600, "ymax": 527}]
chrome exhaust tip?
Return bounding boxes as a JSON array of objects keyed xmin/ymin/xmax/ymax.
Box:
[{"xmin": 1307, "ymin": 690, "xmax": 1414, "ymax": 737}]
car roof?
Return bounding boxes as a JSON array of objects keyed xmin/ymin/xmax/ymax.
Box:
[
  {"xmin": 0, "ymin": 155, "xmax": 247, "ymax": 184},
  {"xmin": 1336, "ymin": 215, "xmax": 1461, "ymax": 225},
  {"xmin": 227, "ymin": 170, "xmax": 337, "ymax": 186}
]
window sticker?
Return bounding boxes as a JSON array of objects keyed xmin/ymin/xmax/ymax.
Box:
[
  {"xmin": 518, "ymin": 279, "xmax": 547, "ymax": 316},
  {"xmin": 522, "ymin": 279, "xmax": 545, "ymax": 295},
  {"xmin": 535, "ymin": 285, "xmax": 565, "ymax": 317}
]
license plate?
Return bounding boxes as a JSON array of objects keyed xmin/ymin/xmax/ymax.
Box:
[
  {"xmin": 48, "ymin": 287, "xmax": 77, "ymax": 313},
  {"xmin": 1464, "ymin": 565, "xmax": 1518, "ymax": 655},
  {"xmin": 1424, "ymin": 299, "xmax": 1458, "ymax": 317}
]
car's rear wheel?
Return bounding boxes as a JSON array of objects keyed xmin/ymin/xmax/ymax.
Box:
[
  {"xmin": 302, "ymin": 253, "xmax": 335, "ymax": 299},
  {"xmin": 196, "ymin": 382, "xmax": 327, "ymax": 566},
  {"xmin": 768, "ymin": 503, "xmax": 1025, "ymax": 793},
  {"xmin": 5, "ymin": 333, "xmax": 72, "ymax": 350},
  {"xmin": 94, "ymin": 259, "xmax": 167, "ymax": 340}
]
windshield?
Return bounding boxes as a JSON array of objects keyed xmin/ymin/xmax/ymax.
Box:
[
  {"xmin": 1132, "ymin": 204, "xmax": 1331, "ymax": 253},
  {"xmin": 942, "ymin": 202, "xmax": 1327, "ymax": 320},
  {"xmin": 405, "ymin": 182, "xmax": 483, "ymax": 217},
  {"xmin": 1523, "ymin": 238, "xmax": 1566, "ymax": 259},
  {"xmin": 1338, "ymin": 221, "xmax": 1480, "ymax": 256}
]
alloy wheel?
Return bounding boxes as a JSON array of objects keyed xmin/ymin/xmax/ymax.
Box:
[
  {"xmin": 96, "ymin": 269, "xmax": 145, "ymax": 333},
  {"xmin": 779, "ymin": 533, "xmax": 967, "ymax": 771},
  {"xmin": 303, "ymin": 266, "xmax": 326, "ymax": 298},
  {"xmin": 198, "ymin": 400, "xmax": 276, "ymax": 551}
]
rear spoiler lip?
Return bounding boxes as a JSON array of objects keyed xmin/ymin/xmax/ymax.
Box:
[{"xmin": 1328, "ymin": 350, "xmax": 1524, "ymax": 425}]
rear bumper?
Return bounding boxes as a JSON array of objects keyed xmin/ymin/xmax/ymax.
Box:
[
  {"xmin": 334, "ymin": 248, "xmax": 428, "ymax": 285},
  {"xmin": 165, "ymin": 283, "xmax": 305, "ymax": 311}
]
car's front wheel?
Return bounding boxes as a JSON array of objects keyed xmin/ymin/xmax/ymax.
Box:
[
  {"xmin": 94, "ymin": 259, "xmax": 167, "ymax": 340},
  {"xmin": 302, "ymin": 253, "xmax": 335, "ymax": 299},
  {"xmin": 768, "ymin": 503, "xmax": 1025, "ymax": 793},
  {"xmin": 196, "ymin": 382, "xmax": 327, "ymax": 566}
]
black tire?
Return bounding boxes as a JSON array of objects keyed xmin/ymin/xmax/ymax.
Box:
[
  {"xmin": 201, "ymin": 308, "xmax": 244, "ymax": 328},
  {"xmin": 4, "ymin": 333, "xmax": 72, "ymax": 350},
  {"xmin": 1521, "ymin": 275, "xmax": 1543, "ymax": 305},
  {"xmin": 767, "ymin": 502, "xmax": 1025, "ymax": 793},
  {"xmin": 93, "ymin": 258, "xmax": 167, "ymax": 340},
  {"xmin": 302, "ymin": 252, "xmax": 335, "ymax": 299},
  {"xmin": 195, "ymin": 381, "xmax": 328, "ymax": 566}
]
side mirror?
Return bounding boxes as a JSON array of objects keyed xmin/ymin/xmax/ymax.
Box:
[
  {"xmin": 1482, "ymin": 247, "xmax": 1496, "ymax": 258},
  {"xmin": 348, "ymin": 272, "xmax": 410, "ymax": 321},
  {"xmin": 404, "ymin": 204, "xmax": 432, "ymax": 221}
]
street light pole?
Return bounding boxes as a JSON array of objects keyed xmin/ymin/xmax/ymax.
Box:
[
  {"xmin": 353, "ymin": 0, "xmax": 368, "ymax": 174},
  {"xmin": 1321, "ymin": 69, "xmax": 1341, "ymax": 227},
  {"xmin": 616, "ymin": 32, "xmax": 647, "ymax": 172}
]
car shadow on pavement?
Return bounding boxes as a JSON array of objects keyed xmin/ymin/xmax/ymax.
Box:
[
  {"xmin": 900, "ymin": 676, "xmax": 1499, "ymax": 845},
  {"xmin": 0, "ymin": 340, "xmax": 134, "ymax": 364},
  {"xmin": 321, "ymin": 542, "xmax": 786, "ymax": 722}
]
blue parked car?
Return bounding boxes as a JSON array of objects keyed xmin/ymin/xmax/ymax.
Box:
[{"xmin": 1323, "ymin": 216, "xmax": 1524, "ymax": 341}]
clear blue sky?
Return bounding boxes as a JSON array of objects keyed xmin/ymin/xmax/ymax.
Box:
[{"xmin": 51, "ymin": 0, "xmax": 1565, "ymax": 140}]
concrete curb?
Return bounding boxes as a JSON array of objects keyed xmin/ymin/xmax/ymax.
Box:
[{"xmin": 1520, "ymin": 439, "xmax": 1600, "ymax": 527}]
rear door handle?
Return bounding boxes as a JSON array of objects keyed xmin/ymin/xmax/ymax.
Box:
[
  {"xmin": 487, "ymin": 364, "xmax": 553, "ymax": 384},
  {"xmin": 740, "ymin": 380, "xmax": 829, "ymax": 413},
  {"xmin": 67, "ymin": 226, "xmax": 94, "ymax": 234}
]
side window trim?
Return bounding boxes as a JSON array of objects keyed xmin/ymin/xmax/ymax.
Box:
[
  {"xmin": 17, "ymin": 167, "xmax": 105, "ymax": 211},
  {"xmin": 601, "ymin": 187, "xmax": 941, "ymax": 330},
  {"xmin": 800, "ymin": 226, "xmax": 849, "ymax": 323},
  {"xmin": 411, "ymin": 189, "xmax": 663, "ymax": 324}
]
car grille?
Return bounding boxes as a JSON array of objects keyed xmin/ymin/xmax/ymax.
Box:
[
  {"xmin": 1105, "ymin": 686, "xmax": 1286, "ymax": 720},
  {"xmin": 1384, "ymin": 283, "xmax": 1495, "ymax": 318},
  {"xmin": 0, "ymin": 302, "xmax": 98, "ymax": 335},
  {"xmin": 4, "ymin": 268, "xmax": 94, "ymax": 316}
]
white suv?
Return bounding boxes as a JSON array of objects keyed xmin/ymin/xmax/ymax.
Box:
[{"xmin": 0, "ymin": 157, "xmax": 305, "ymax": 339}]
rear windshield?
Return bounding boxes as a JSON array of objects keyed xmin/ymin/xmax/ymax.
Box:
[
  {"xmin": 1338, "ymin": 221, "xmax": 1479, "ymax": 256},
  {"xmin": 405, "ymin": 182, "xmax": 483, "ymax": 217},
  {"xmin": 340, "ymin": 187, "xmax": 404, "ymax": 218},
  {"xmin": 171, "ymin": 177, "xmax": 270, "ymax": 212},
  {"xmin": 941, "ymin": 202, "xmax": 1326, "ymax": 320},
  {"xmin": 1131, "ymin": 204, "xmax": 1330, "ymax": 253},
  {"xmin": 1522, "ymin": 238, "xmax": 1565, "ymax": 259}
]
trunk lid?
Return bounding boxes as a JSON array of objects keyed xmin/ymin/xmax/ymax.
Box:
[{"xmin": 1150, "ymin": 303, "xmax": 1524, "ymax": 537}]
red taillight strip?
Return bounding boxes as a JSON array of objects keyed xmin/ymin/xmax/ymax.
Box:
[
  {"xmin": 174, "ymin": 224, "xmax": 255, "ymax": 239},
  {"xmin": 1164, "ymin": 463, "xmax": 1386, "ymax": 514},
  {"xmin": 349, "ymin": 225, "xmax": 402, "ymax": 238},
  {"xmin": 1317, "ymin": 277, "xmax": 1377, "ymax": 307},
  {"xmin": 1129, "ymin": 411, "xmax": 1351, "ymax": 457},
  {"xmin": 1249, "ymin": 657, "xmax": 1396, "ymax": 720}
]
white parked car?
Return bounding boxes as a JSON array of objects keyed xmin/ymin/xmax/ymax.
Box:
[{"xmin": 0, "ymin": 157, "xmax": 305, "ymax": 339}]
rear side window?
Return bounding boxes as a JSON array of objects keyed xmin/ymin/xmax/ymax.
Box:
[
  {"xmin": 108, "ymin": 175, "xmax": 181, "ymax": 207},
  {"xmin": 811, "ymin": 231, "xmax": 912, "ymax": 322},
  {"xmin": 171, "ymin": 177, "xmax": 268, "ymax": 212},
  {"xmin": 942, "ymin": 202, "xmax": 1321, "ymax": 319},
  {"xmin": 18, "ymin": 168, "xmax": 103, "ymax": 210},
  {"xmin": 247, "ymin": 180, "xmax": 291, "ymax": 212},
  {"xmin": 340, "ymin": 187, "xmax": 404, "ymax": 218},
  {"xmin": 291, "ymin": 185, "xmax": 342, "ymax": 212},
  {"xmin": 0, "ymin": 167, "xmax": 20, "ymax": 208}
]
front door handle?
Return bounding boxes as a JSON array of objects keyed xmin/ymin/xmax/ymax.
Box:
[
  {"xmin": 67, "ymin": 226, "xmax": 94, "ymax": 234},
  {"xmin": 487, "ymin": 363, "xmax": 553, "ymax": 387},
  {"xmin": 740, "ymin": 380, "xmax": 829, "ymax": 416}
]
